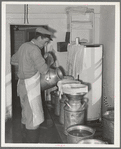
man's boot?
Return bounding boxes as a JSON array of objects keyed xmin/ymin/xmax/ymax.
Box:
[{"xmin": 26, "ymin": 128, "xmax": 40, "ymax": 143}]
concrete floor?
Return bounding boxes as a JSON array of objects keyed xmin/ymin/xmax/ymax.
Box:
[
  {"xmin": 5, "ymin": 95, "xmax": 62, "ymax": 143},
  {"xmin": 5, "ymin": 97, "xmax": 113, "ymax": 144}
]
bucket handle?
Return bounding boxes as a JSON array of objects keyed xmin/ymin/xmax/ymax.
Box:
[
  {"xmin": 64, "ymin": 101, "xmax": 72, "ymax": 109},
  {"xmin": 82, "ymin": 102, "xmax": 86, "ymax": 108},
  {"xmin": 82, "ymin": 98, "xmax": 88, "ymax": 108}
]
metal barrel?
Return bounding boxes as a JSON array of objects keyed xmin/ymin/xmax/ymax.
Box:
[
  {"xmin": 59, "ymin": 95, "xmax": 67, "ymax": 124},
  {"xmin": 66, "ymin": 125, "xmax": 95, "ymax": 143},
  {"xmin": 78, "ymin": 139, "xmax": 107, "ymax": 144},
  {"xmin": 102, "ymin": 110, "xmax": 114, "ymax": 144},
  {"xmin": 64, "ymin": 100, "xmax": 87, "ymax": 135},
  {"xmin": 40, "ymin": 67, "xmax": 63, "ymax": 91},
  {"xmin": 54, "ymin": 92, "xmax": 60, "ymax": 116},
  {"xmin": 50, "ymin": 90, "xmax": 57, "ymax": 105}
]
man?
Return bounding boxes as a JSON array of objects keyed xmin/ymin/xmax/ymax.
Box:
[{"xmin": 11, "ymin": 27, "xmax": 53, "ymax": 143}]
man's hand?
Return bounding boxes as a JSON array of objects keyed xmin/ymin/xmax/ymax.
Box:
[{"xmin": 44, "ymin": 52, "xmax": 55, "ymax": 67}]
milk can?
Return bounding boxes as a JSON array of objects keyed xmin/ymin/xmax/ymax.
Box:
[
  {"xmin": 50, "ymin": 90, "xmax": 57, "ymax": 106},
  {"xmin": 64, "ymin": 99, "xmax": 87, "ymax": 135},
  {"xmin": 40, "ymin": 67, "xmax": 63, "ymax": 91},
  {"xmin": 102, "ymin": 109, "xmax": 114, "ymax": 144},
  {"xmin": 59, "ymin": 94, "xmax": 68, "ymax": 124},
  {"xmin": 54, "ymin": 91, "xmax": 60, "ymax": 116}
]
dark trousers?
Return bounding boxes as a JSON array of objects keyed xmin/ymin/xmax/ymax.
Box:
[{"xmin": 21, "ymin": 124, "xmax": 40, "ymax": 143}]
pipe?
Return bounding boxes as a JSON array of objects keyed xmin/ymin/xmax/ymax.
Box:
[
  {"xmin": 27, "ymin": 4, "xmax": 29, "ymax": 24},
  {"xmin": 24, "ymin": 4, "xmax": 29, "ymax": 24}
]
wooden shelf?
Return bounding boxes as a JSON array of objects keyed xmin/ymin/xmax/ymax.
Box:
[{"xmin": 67, "ymin": 10, "xmax": 94, "ymax": 43}]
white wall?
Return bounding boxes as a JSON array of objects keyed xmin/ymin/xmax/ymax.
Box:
[
  {"xmin": 99, "ymin": 5, "xmax": 115, "ymax": 113},
  {"xmin": 6, "ymin": 4, "xmax": 100, "ymax": 14}
]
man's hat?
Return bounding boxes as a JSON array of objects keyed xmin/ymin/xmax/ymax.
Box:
[{"xmin": 36, "ymin": 27, "xmax": 53, "ymax": 40}]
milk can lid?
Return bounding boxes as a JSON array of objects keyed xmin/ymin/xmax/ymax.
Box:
[{"xmin": 62, "ymin": 84, "xmax": 88, "ymax": 95}]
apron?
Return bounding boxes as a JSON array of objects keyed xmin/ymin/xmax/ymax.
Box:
[{"xmin": 24, "ymin": 72, "xmax": 44, "ymax": 127}]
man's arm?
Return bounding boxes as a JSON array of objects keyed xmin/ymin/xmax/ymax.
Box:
[
  {"xmin": 31, "ymin": 48, "xmax": 49, "ymax": 74},
  {"xmin": 10, "ymin": 53, "xmax": 18, "ymax": 66}
]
